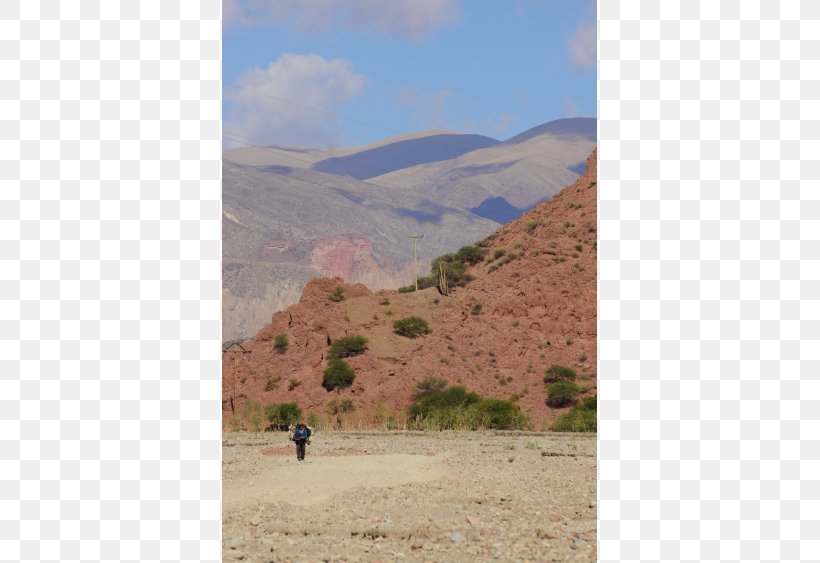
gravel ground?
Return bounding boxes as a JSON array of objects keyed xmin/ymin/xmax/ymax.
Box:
[{"xmin": 223, "ymin": 431, "xmax": 596, "ymax": 562}]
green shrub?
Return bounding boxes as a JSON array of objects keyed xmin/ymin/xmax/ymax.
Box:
[
  {"xmin": 454, "ymin": 245, "xmax": 485, "ymax": 264},
  {"xmin": 407, "ymin": 385, "xmax": 529, "ymax": 430},
  {"xmin": 468, "ymin": 398, "xmax": 528, "ymax": 430},
  {"xmin": 430, "ymin": 258, "xmax": 474, "ymax": 288},
  {"xmin": 264, "ymin": 375, "xmax": 281, "ymax": 392},
  {"xmin": 551, "ymin": 395, "xmax": 596, "ymax": 432},
  {"xmin": 526, "ymin": 220, "xmax": 540, "ymax": 233},
  {"xmin": 307, "ymin": 412, "xmax": 320, "ymax": 429},
  {"xmin": 287, "ymin": 377, "xmax": 301, "ymax": 391},
  {"xmin": 546, "ymin": 381, "xmax": 581, "ymax": 408},
  {"xmin": 544, "ymin": 364, "xmax": 577, "ymax": 384},
  {"xmin": 265, "ymin": 402, "xmax": 302, "ymax": 429},
  {"xmin": 328, "ymin": 286, "xmax": 345, "ymax": 302},
  {"xmin": 322, "ymin": 359, "xmax": 356, "ymax": 391},
  {"xmin": 414, "ymin": 375, "xmax": 448, "ymax": 398},
  {"xmin": 328, "ymin": 335, "xmax": 368, "ymax": 359},
  {"xmin": 393, "ymin": 316, "xmax": 431, "ymax": 338},
  {"xmin": 471, "ymin": 302, "xmax": 482, "ymax": 315},
  {"xmin": 408, "ymin": 385, "xmax": 480, "ymax": 420},
  {"xmin": 273, "ymin": 334, "xmax": 289, "ymax": 354},
  {"xmin": 493, "ymin": 248, "xmax": 506, "ymax": 260}
]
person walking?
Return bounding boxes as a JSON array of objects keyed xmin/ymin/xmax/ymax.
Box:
[{"xmin": 290, "ymin": 422, "xmax": 312, "ymax": 461}]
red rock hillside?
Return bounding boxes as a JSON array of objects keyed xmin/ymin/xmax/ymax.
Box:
[{"xmin": 223, "ymin": 149, "xmax": 597, "ymax": 429}]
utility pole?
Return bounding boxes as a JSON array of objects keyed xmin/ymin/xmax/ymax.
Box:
[{"xmin": 409, "ymin": 234, "xmax": 423, "ymax": 291}]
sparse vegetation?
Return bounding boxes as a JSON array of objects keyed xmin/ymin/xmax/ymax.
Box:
[
  {"xmin": 407, "ymin": 384, "xmax": 529, "ymax": 430},
  {"xmin": 273, "ymin": 334, "xmax": 289, "ymax": 354},
  {"xmin": 265, "ymin": 402, "xmax": 302, "ymax": 430},
  {"xmin": 493, "ymin": 248, "xmax": 506, "ymax": 260},
  {"xmin": 322, "ymin": 359, "xmax": 356, "ymax": 391},
  {"xmin": 454, "ymin": 245, "xmax": 485, "ymax": 264},
  {"xmin": 264, "ymin": 375, "xmax": 281, "ymax": 392},
  {"xmin": 327, "ymin": 398, "xmax": 355, "ymax": 414},
  {"xmin": 544, "ymin": 364, "xmax": 577, "ymax": 384},
  {"xmin": 328, "ymin": 335, "xmax": 368, "ymax": 359},
  {"xmin": 471, "ymin": 302, "xmax": 482, "ymax": 315},
  {"xmin": 307, "ymin": 411, "xmax": 320, "ymax": 429},
  {"xmin": 287, "ymin": 377, "xmax": 301, "ymax": 391},
  {"xmin": 579, "ymin": 353, "xmax": 587, "ymax": 363},
  {"xmin": 328, "ymin": 286, "xmax": 345, "ymax": 302},
  {"xmin": 551, "ymin": 396, "xmax": 596, "ymax": 432},
  {"xmin": 233, "ymin": 399, "xmax": 265, "ymax": 432},
  {"xmin": 526, "ymin": 220, "xmax": 541, "ymax": 233},
  {"xmin": 393, "ymin": 316, "xmax": 431, "ymax": 338},
  {"xmin": 546, "ymin": 381, "xmax": 581, "ymax": 408},
  {"xmin": 414, "ymin": 375, "xmax": 448, "ymax": 398},
  {"xmin": 574, "ymin": 243, "xmax": 583, "ymax": 252},
  {"xmin": 512, "ymin": 320, "xmax": 519, "ymax": 327}
]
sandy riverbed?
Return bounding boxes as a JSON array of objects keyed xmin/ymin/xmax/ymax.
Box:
[{"xmin": 223, "ymin": 431, "xmax": 596, "ymax": 562}]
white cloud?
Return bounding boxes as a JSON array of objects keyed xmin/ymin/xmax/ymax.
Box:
[
  {"xmin": 223, "ymin": 0, "xmax": 458, "ymax": 38},
  {"xmin": 225, "ymin": 54, "xmax": 367, "ymax": 147},
  {"xmin": 567, "ymin": 20, "xmax": 596, "ymax": 69}
]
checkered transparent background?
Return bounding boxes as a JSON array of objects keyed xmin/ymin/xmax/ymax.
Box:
[
  {"xmin": 1, "ymin": 1, "xmax": 221, "ymax": 561},
  {"xmin": 599, "ymin": 1, "xmax": 820, "ymax": 561},
  {"xmin": 2, "ymin": 0, "xmax": 819, "ymax": 561}
]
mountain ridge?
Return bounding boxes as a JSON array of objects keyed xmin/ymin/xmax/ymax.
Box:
[{"xmin": 222, "ymin": 148, "xmax": 597, "ymax": 428}]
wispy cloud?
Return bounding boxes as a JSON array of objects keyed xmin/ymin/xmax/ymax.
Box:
[
  {"xmin": 225, "ymin": 54, "xmax": 368, "ymax": 147},
  {"xmin": 493, "ymin": 114, "xmax": 516, "ymax": 134},
  {"xmin": 223, "ymin": 0, "xmax": 459, "ymax": 38},
  {"xmin": 396, "ymin": 87, "xmax": 455, "ymax": 130},
  {"xmin": 563, "ymin": 96, "xmax": 578, "ymax": 118},
  {"xmin": 567, "ymin": 20, "xmax": 596, "ymax": 69}
]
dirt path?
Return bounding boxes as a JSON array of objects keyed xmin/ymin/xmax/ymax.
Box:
[
  {"xmin": 224, "ymin": 454, "xmax": 446, "ymax": 508},
  {"xmin": 223, "ymin": 431, "xmax": 596, "ymax": 562}
]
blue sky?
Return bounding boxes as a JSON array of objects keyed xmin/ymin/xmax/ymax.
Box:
[{"xmin": 223, "ymin": 0, "xmax": 596, "ymax": 148}]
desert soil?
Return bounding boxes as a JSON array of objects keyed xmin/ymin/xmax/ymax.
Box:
[{"xmin": 223, "ymin": 431, "xmax": 596, "ymax": 562}]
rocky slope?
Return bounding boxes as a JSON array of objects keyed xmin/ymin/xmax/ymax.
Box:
[
  {"xmin": 222, "ymin": 119, "xmax": 595, "ymax": 343},
  {"xmin": 223, "ymin": 149, "xmax": 597, "ymax": 428}
]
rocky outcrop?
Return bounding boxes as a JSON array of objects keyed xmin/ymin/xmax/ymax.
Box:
[{"xmin": 310, "ymin": 234, "xmax": 374, "ymax": 280}]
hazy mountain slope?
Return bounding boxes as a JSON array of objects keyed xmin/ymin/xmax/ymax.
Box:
[
  {"xmin": 222, "ymin": 161, "xmax": 500, "ymax": 341},
  {"xmin": 223, "ymin": 149, "xmax": 597, "ymax": 428},
  {"xmin": 370, "ymin": 129, "xmax": 595, "ymax": 212},
  {"xmin": 504, "ymin": 116, "xmax": 596, "ymax": 144},
  {"xmin": 312, "ymin": 133, "xmax": 499, "ymax": 179}
]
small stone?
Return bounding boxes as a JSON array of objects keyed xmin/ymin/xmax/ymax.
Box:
[
  {"xmin": 224, "ymin": 537, "xmax": 243, "ymax": 550},
  {"xmin": 450, "ymin": 532, "xmax": 465, "ymax": 543}
]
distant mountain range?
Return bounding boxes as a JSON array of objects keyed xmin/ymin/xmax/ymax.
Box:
[{"xmin": 223, "ymin": 117, "xmax": 596, "ymax": 341}]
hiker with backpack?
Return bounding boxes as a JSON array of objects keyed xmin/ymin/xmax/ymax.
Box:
[{"xmin": 289, "ymin": 422, "xmax": 312, "ymax": 461}]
